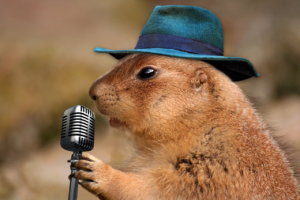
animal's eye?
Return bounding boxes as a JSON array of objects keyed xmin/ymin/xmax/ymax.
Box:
[{"xmin": 137, "ymin": 67, "xmax": 157, "ymax": 80}]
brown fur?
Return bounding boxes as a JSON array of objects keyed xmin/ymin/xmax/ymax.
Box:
[{"xmin": 72, "ymin": 54, "xmax": 300, "ymax": 199}]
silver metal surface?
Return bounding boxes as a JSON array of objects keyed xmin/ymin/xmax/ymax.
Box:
[{"xmin": 61, "ymin": 105, "xmax": 95, "ymax": 152}]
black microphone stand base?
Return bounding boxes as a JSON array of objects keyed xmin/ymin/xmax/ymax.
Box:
[{"xmin": 68, "ymin": 150, "xmax": 82, "ymax": 200}]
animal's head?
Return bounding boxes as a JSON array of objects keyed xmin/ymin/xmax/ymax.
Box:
[{"xmin": 89, "ymin": 54, "xmax": 243, "ymax": 142}]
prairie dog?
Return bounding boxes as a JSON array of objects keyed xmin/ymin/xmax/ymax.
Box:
[{"xmin": 72, "ymin": 54, "xmax": 300, "ymax": 199}]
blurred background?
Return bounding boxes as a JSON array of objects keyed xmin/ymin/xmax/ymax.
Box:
[{"xmin": 0, "ymin": 0, "xmax": 299, "ymax": 199}]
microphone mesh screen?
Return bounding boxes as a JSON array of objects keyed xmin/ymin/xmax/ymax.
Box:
[{"xmin": 61, "ymin": 105, "xmax": 95, "ymax": 152}]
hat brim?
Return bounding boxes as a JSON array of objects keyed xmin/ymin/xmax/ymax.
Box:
[{"xmin": 94, "ymin": 47, "xmax": 259, "ymax": 81}]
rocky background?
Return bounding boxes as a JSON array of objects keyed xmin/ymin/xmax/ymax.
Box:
[{"xmin": 0, "ymin": 0, "xmax": 300, "ymax": 199}]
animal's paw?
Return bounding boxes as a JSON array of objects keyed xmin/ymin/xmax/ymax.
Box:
[{"xmin": 70, "ymin": 152, "xmax": 111, "ymax": 197}]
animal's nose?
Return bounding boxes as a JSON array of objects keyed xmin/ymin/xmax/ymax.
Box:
[
  {"xmin": 89, "ymin": 79, "xmax": 119, "ymax": 105},
  {"xmin": 89, "ymin": 78, "xmax": 101, "ymax": 101}
]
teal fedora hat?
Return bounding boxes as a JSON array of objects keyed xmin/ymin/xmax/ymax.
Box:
[{"xmin": 94, "ymin": 5, "xmax": 259, "ymax": 81}]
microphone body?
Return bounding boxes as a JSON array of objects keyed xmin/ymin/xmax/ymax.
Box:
[
  {"xmin": 61, "ymin": 105, "xmax": 95, "ymax": 152},
  {"xmin": 61, "ymin": 105, "xmax": 95, "ymax": 200}
]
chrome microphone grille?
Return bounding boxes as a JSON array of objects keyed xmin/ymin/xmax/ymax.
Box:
[
  {"xmin": 60, "ymin": 105, "xmax": 95, "ymax": 152},
  {"xmin": 61, "ymin": 115, "xmax": 68, "ymax": 138}
]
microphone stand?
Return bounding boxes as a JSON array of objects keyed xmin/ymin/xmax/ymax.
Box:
[{"xmin": 68, "ymin": 150, "xmax": 82, "ymax": 200}]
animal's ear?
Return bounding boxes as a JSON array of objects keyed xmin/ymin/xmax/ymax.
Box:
[{"xmin": 191, "ymin": 69, "xmax": 207, "ymax": 92}]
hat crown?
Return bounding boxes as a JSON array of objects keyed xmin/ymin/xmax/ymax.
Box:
[{"xmin": 140, "ymin": 5, "xmax": 224, "ymax": 50}]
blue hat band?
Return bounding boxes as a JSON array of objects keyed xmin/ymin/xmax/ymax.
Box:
[{"xmin": 135, "ymin": 34, "xmax": 224, "ymax": 56}]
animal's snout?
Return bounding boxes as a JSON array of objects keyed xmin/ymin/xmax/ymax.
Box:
[
  {"xmin": 89, "ymin": 79, "xmax": 99, "ymax": 101},
  {"xmin": 89, "ymin": 81, "xmax": 119, "ymax": 106},
  {"xmin": 98, "ymin": 84, "xmax": 119, "ymax": 106}
]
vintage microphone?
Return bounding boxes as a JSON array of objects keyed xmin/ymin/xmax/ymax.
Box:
[{"xmin": 61, "ymin": 105, "xmax": 95, "ymax": 200}]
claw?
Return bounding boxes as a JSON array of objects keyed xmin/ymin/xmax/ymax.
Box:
[{"xmin": 68, "ymin": 173, "xmax": 75, "ymax": 180}]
